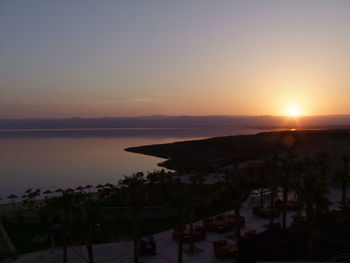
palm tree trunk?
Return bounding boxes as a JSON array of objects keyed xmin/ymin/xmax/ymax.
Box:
[
  {"xmin": 63, "ymin": 210, "xmax": 69, "ymax": 263},
  {"xmin": 260, "ymin": 188, "xmax": 264, "ymax": 207},
  {"xmin": 305, "ymin": 224, "xmax": 313, "ymax": 260},
  {"xmin": 270, "ymin": 189, "xmax": 274, "ymax": 209},
  {"xmin": 178, "ymin": 233, "xmax": 183, "ymax": 263},
  {"xmin": 133, "ymin": 216, "xmax": 139, "ymax": 263},
  {"xmin": 306, "ymin": 201, "xmax": 313, "ymax": 221},
  {"xmin": 269, "ymin": 188, "xmax": 275, "ymax": 227},
  {"xmin": 297, "ymin": 208, "xmax": 302, "ymax": 216},
  {"xmin": 234, "ymin": 206, "xmax": 241, "ymax": 240},
  {"xmin": 189, "ymin": 222, "xmax": 194, "ymax": 253},
  {"xmin": 305, "ymin": 202, "xmax": 313, "ymax": 259},
  {"xmin": 282, "ymin": 186, "xmax": 288, "ymax": 229},
  {"xmin": 63, "ymin": 225, "xmax": 68, "ymax": 263},
  {"xmin": 63, "ymin": 245, "xmax": 67, "ymax": 263},
  {"xmin": 86, "ymin": 239, "xmax": 94, "ymax": 263},
  {"xmin": 295, "ymin": 193, "xmax": 302, "ymax": 216},
  {"xmin": 11, "ymin": 200, "xmax": 16, "ymax": 210},
  {"xmin": 341, "ymin": 180, "xmax": 347, "ymax": 209}
]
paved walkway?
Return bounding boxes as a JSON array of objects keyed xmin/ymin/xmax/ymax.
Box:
[
  {"xmin": 10, "ymin": 205, "xmax": 296, "ymax": 262},
  {"xmin": 10, "ymin": 188, "xmax": 342, "ymax": 263}
]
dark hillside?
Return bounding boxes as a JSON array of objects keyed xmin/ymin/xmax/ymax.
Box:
[{"xmin": 125, "ymin": 129, "xmax": 350, "ymax": 171}]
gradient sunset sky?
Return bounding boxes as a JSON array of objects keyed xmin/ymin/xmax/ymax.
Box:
[{"xmin": 1, "ymin": 0, "xmax": 350, "ymax": 118}]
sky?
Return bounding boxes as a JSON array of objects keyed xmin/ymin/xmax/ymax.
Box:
[{"xmin": 1, "ymin": 0, "xmax": 350, "ymax": 118}]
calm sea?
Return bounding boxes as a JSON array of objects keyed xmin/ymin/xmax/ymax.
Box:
[{"xmin": 0, "ymin": 127, "xmax": 262, "ymax": 201}]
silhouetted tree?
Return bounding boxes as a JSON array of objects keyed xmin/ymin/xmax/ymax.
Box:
[
  {"xmin": 7, "ymin": 194, "xmax": 18, "ymax": 210},
  {"xmin": 294, "ymin": 155, "xmax": 330, "ymax": 259},
  {"xmin": 45, "ymin": 188, "xmax": 79, "ymax": 263},
  {"xmin": 221, "ymin": 168, "xmax": 252, "ymax": 240},
  {"xmin": 335, "ymin": 155, "xmax": 350, "ymax": 210},
  {"xmin": 118, "ymin": 172, "xmax": 147, "ymax": 263},
  {"xmin": 280, "ymin": 151, "xmax": 298, "ymax": 229}
]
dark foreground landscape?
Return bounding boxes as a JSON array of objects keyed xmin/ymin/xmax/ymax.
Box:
[
  {"xmin": 3, "ymin": 0, "xmax": 350, "ymax": 261},
  {"xmin": 1, "ymin": 129, "xmax": 350, "ymax": 262},
  {"xmin": 126, "ymin": 129, "xmax": 350, "ymax": 171}
]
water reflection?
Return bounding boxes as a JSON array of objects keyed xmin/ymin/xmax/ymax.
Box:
[{"xmin": 0, "ymin": 127, "xmax": 262, "ymax": 201}]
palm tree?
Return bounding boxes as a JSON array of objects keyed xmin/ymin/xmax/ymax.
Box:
[
  {"xmin": 95, "ymin": 184, "xmax": 104, "ymax": 191},
  {"xmin": 294, "ymin": 155, "xmax": 330, "ymax": 259},
  {"xmin": 22, "ymin": 188, "xmax": 41, "ymax": 214},
  {"xmin": 292, "ymin": 157, "xmax": 305, "ymax": 216},
  {"xmin": 54, "ymin": 188, "xmax": 64, "ymax": 196},
  {"xmin": 335, "ymin": 155, "xmax": 350, "ymax": 209},
  {"xmin": 279, "ymin": 151, "xmax": 298, "ymax": 229},
  {"xmin": 169, "ymin": 182, "xmax": 188, "ymax": 263},
  {"xmin": 118, "ymin": 172, "xmax": 147, "ymax": 263},
  {"xmin": 256, "ymin": 159, "xmax": 276, "ymax": 210},
  {"xmin": 343, "ymin": 197, "xmax": 350, "ymax": 217},
  {"xmin": 45, "ymin": 188, "xmax": 79, "ymax": 263},
  {"xmin": 43, "ymin": 190, "xmax": 53, "ymax": 199},
  {"xmin": 317, "ymin": 152, "xmax": 329, "ymax": 180},
  {"xmin": 76, "ymin": 185, "xmax": 84, "ymax": 192},
  {"xmin": 74, "ymin": 192, "xmax": 103, "ymax": 263},
  {"xmin": 25, "ymin": 188, "xmax": 33, "ymax": 194},
  {"xmin": 104, "ymin": 183, "xmax": 115, "ymax": 189},
  {"xmin": 7, "ymin": 194, "xmax": 18, "ymax": 210},
  {"xmin": 262, "ymin": 156, "xmax": 281, "ymax": 228},
  {"xmin": 255, "ymin": 163, "xmax": 268, "ymax": 208},
  {"xmin": 100, "ymin": 183, "xmax": 115, "ymax": 200},
  {"xmin": 296, "ymin": 154, "xmax": 331, "ymax": 218},
  {"xmin": 181, "ymin": 180, "xmax": 199, "ymax": 254},
  {"xmin": 85, "ymin": 185, "xmax": 93, "ymax": 193},
  {"xmin": 222, "ymin": 169, "xmax": 252, "ymax": 240}
]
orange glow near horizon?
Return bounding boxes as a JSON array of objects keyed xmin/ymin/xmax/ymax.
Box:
[
  {"xmin": 1, "ymin": 1, "xmax": 350, "ymax": 118},
  {"xmin": 286, "ymin": 104, "xmax": 301, "ymax": 117}
]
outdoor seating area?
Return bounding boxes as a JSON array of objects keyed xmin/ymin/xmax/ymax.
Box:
[
  {"xmin": 171, "ymin": 225, "xmax": 206, "ymax": 243},
  {"xmin": 253, "ymin": 206, "xmax": 280, "ymax": 218},
  {"xmin": 10, "ymin": 198, "xmax": 338, "ymax": 263},
  {"xmin": 203, "ymin": 214, "xmax": 245, "ymax": 233},
  {"xmin": 213, "ymin": 240, "xmax": 238, "ymax": 258}
]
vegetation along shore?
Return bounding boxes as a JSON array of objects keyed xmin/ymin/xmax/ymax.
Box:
[{"xmin": 1, "ymin": 129, "xmax": 350, "ymax": 262}]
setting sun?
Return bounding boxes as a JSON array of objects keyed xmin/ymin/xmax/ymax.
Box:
[{"xmin": 287, "ymin": 105, "xmax": 301, "ymax": 117}]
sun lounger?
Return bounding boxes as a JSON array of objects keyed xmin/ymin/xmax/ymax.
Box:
[{"xmin": 172, "ymin": 226, "xmax": 206, "ymax": 242}]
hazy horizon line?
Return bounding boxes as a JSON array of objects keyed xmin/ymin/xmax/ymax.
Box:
[{"xmin": 2, "ymin": 114, "xmax": 350, "ymax": 120}]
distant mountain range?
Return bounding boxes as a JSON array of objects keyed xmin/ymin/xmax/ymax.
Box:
[{"xmin": 1, "ymin": 115, "xmax": 350, "ymax": 130}]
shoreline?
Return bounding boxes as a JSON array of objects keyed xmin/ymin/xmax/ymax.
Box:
[{"xmin": 125, "ymin": 129, "xmax": 350, "ymax": 171}]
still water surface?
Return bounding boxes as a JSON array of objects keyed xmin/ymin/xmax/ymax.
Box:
[{"xmin": 0, "ymin": 127, "xmax": 262, "ymax": 200}]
